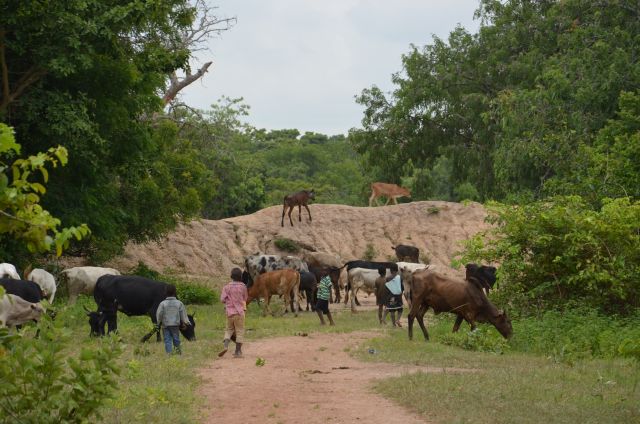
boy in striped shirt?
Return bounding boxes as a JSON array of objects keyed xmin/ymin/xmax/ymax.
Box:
[{"xmin": 315, "ymin": 273, "xmax": 335, "ymax": 325}]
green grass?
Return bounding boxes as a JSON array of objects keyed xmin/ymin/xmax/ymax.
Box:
[
  {"xmin": 52, "ymin": 296, "xmax": 381, "ymax": 423},
  {"xmin": 353, "ymin": 313, "xmax": 640, "ymax": 424}
]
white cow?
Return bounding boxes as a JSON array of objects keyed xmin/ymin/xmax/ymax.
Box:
[
  {"xmin": 346, "ymin": 267, "xmax": 393, "ymax": 312},
  {"xmin": 0, "ymin": 293, "xmax": 45, "ymax": 327},
  {"xmin": 60, "ymin": 266, "xmax": 121, "ymax": 304},
  {"xmin": 25, "ymin": 268, "xmax": 57, "ymax": 303},
  {"xmin": 398, "ymin": 263, "xmax": 436, "ymax": 307},
  {"xmin": 0, "ymin": 263, "xmax": 20, "ymax": 279}
]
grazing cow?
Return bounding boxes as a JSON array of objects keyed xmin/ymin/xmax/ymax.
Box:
[
  {"xmin": 309, "ymin": 265, "xmax": 342, "ymax": 303},
  {"xmin": 0, "ymin": 294, "xmax": 45, "ymax": 327},
  {"xmin": 24, "ymin": 267, "xmax": 57, "ymax": 303},
  {"xmin": 60, "ymin": 266, "xmax": 121, "ymax": 304},
  {"xmin": 407, "ymin": 269, "xmax": 512, "ymax": 341},
  {"xmin": 345, "ymin": 267, "xmax": 394, "ymax": 312},
  {"xmin": 244, "ymin": 254, "xmax": 309, "ymax": 287},
  {"xmin": 247, "ymin": 269, "xmax": 301, "ymax": 317},
  {"xmin": 87, "ymin": 275, "xmax": 196, "ymax": 343},
  {"xmin": 0, "ymin": 263, "xmax": 20, "ymax": 279},
  {"xmin": 465, "ymin": 263, "xmax": 497, "ymax": 294},
  {"xmin": 281, "ymin": 189, "xmax": 315, "ymax": 227},
  {"xmin": 298, "ymin": 271, "xmax": 317, "ymax": 311},
  {"xmin": 369, "ymin": 182, "xmax": 411, "ymax": 207},
  {"xmin": 392, "ymin": 245, "xmax": 420, "ymax": 263},
  {"xmin": 0, "ymin": 278, "xmax": 44, "ymax": 303}
]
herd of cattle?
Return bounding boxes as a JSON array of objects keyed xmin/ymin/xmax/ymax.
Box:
[{"xmin": 0, "ymin": 243, "xmax": 512, "ymax": 342}]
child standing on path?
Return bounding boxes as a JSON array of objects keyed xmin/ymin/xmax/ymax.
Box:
[
  {"xmin": 315, "ymin": 273, "xmax": 335, "ymax": 325},
  {"xmin": 383, "ymin": 273, "xmax": 404, "ymax": 327},
  {"xmin": 219, "ymin": 268, "xmax": 248, "ymax": 358},
  {"xmin": 156, "ymin": 284, "xmax": 190, "ymax": 354}
]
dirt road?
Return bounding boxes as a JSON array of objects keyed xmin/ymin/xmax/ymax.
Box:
[{"xmin": 198, "ymin": 330, "xmax": 471, "ymax": 424}]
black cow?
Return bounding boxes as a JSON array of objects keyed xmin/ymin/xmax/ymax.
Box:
[
  {"xmin": 0, "ymin": 278, "xmax": 44, "ymax": 303},
  {"xmin": 343, "ymin": 260, "xmax": 398, "ymax": 306},
  {"xmin": 298, "ymin": 271, "xmax": 317, "ymax": 311},
  {"xmin": 87, "ymin": 275, "xmax": 196, "ymax": 343},
  {"xmin": 465, "ymin": 263, "xmax": 497, "ymax": 293},
  {"xmin": 392, "ymin": 245, "xmax": 420, "ymax": 263}
]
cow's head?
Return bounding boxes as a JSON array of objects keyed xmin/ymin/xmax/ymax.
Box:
[
  {"xmin": 179, "ymin": 313, "xmax": 196, "ymax": 341},
  {"xmin": 308, "ymin": 189, "xmax": 315, "ymax": 200},
  {"xmin": 492, "ymin": 309, "xmax": 513, "ymax": 339},
  {"xmin": 85, "ymin": 306, "xmax": 106, "ymax": 337}
]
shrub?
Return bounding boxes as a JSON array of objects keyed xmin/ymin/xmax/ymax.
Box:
[
  {"xmin": 274, "ymin": 238, "xmax": 300, "ymax": 253},
  {"xmin": 0, "ymin": 318, "xmax": 122, "ymax": 422},
  {"xmin": 440, "ymin": 326, "xmax": 509, "ymax": 354},
  {"xmin": 458, "ymin": 196, "xmax": 640, "ymax": 315},
  {"xmin": 129, "ymin": 262, "xmax": 216, "ymax": 305},
  {"xmin": 363, "ymin": 243, "xmax": 377, "ymax": 261},
  {"xmin": 130, "ymin": 261, "xmax": 161, "ymax": 280}
]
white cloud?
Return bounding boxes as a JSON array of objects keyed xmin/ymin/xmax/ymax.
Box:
[{"xmin": 180, "ymin": 0, "xmax": 480, "ymax": 135}]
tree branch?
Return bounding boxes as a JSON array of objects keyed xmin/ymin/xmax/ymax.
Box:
[{"xmin": 162, "ymin": 61, "xmax": 212, "ymax": 105}]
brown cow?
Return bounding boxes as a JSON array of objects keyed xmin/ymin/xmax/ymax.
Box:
[
  {"xmin": 407, "ymin": 269, "xmax": 512, "ymax": 340},
  {"xmin": 247, "ymin": 269, "xmax": 301, "ymax": 317},
  {"xmin": 369, "ymin": 182, "xmax": 411, "ymax": 207}
]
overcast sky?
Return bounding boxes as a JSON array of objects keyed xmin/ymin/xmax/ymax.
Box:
[{"xmin": 180, "ymin": 0, "xmax": 481, "ymax": 136}]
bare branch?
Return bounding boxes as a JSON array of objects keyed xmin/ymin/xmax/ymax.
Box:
[{"xmin": 162, "ymin": 61, "xmax": 212, "ymax": 105}]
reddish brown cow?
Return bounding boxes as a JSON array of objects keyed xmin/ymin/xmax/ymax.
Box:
[
  {"xmin": 369, "ymin": 182, "xmax": 411, "ymax": 207},
  {"xmin": 407, "ymin": 269, "xmax": 512, "ymax": 340},
  {"xmin": 247, "ymin": 269, "xmax": 301, "ymax": 317}
]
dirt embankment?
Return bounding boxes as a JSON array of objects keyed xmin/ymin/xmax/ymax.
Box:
[{"xmin": 108, "ymin": 201, "xmax": 491, "ymax": 281}]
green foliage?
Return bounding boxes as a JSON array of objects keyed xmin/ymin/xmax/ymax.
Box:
[
  {"xmin": 0, "ymin": 124, "xmax": 89, "ymax": 256},
  {"xmin": 363, "ymin": 243, "xmax": 377, "ymax": 261},
  {"xmin": 0, "ymin": 319, "xmax": 122, "ymax": 423},
  {"xmin": 274, "ymin": 237, "xmax": 301, "ymax": 253},
  {"xmin": 440, "ymin": 327, "xmax": 509, "ymax": 354},
  {"xmin": 351, "ymin": 0, "xmax": 640, "ymax": 202},
  {"xmin": 458, "ymin": 196, "xmax": 640, "ymax": 314}
]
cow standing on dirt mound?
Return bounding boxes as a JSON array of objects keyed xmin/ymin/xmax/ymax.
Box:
[
  {"xmin": 392, "ymin": 244, "xmax": 420, "ymax": 263},
  {"xmin": 369, "ymin": 182, "xmax": 411, "ymax": 206},
  {"xmin": 247, "ymin": 269, "xmax": 301, "ymax": 317},
  {"xmin": 244, "ymin": 254, "xmax": 309, "ymax": 287},
  {"xmin": 87, "ymin": 275, "xmax": 196, "ymax": 343},
  {"xmin": 281, "ymin": 189, "xmax": 315, "ymax": 227},
  {"xmin": 407, "ymin": 269, "xmax": 512, "ymax": 341}
]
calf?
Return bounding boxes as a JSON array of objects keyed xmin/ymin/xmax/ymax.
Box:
[
  {"xmin": 465, "ymin": 263, "xmax": 497, "ymax": 294},
  {"xmin": 0, "ymin": 294, "xmax": 45, "ymax": 327},
  {"xmin": 60, "ymin": 266, "xmax": 121, "ymax": 304},
  {"xmin": 369, "ymin": 182, "xmax": 411, "ymax": 206},
  {"xmin": 247, "ymin": 269, "xmax": 300, "ymax": 317},
  {"xmin": 24, "ymin": 267, "xmax": 57, "ymax": 303},
  {"xmin": 392, "ymin": 245, "xmax": 420, "ymax": 263},
  {"xmin": 407, "ymin": 269, "xmax": 512, "ymax": 341},
  {"xmin": 87, "ymin": 275, "xmax": 195, "ymax": 342},
  {"xmin": 343, "ymin": 260, "xmax": 398, "ymax": 305},
  {"xmin": 345, "ymin": 267, "xmax": 393, "ymax": 312}
]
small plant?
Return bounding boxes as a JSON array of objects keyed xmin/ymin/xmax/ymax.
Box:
[
  {"xmin": 426, "ymin": 206, "xmax": 440, "ymax": 215},
  {"xmin": 256, "ymin": 357, "xmax": 266, "ymax": 367},
  {"xmin": 274, "ymin": 237, "xmax": 300, "ymax": 253},
  {"xmin": 131, "ymin": 261, "xmax": 161, "ymax": 279},
  {"xmin": 363, "ymin": 243, "xmax": 377, "ymax": 261},
  {"xmin": 419, "ymin": 253, "xmax": 431, "ymax": 264}
]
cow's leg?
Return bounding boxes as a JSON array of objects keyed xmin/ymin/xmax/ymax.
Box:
[
  {"xmin": 281, "ymin": 204, "xmax": 288, "ymax": 227},
  {"xmin": 288, "ymin": 207, "xmax": 294, "ymax": 226},
  {"xmin": 378, "ymin": 305, "xmax": 384, "ymax": 324},
  {"xmin": 368, "ymin": 192, "xmax": 377, "ymax": 207},
  {"xmin": 392, "ymin": 196, "xmax": 399, "ymax": 205},
  {"xmin": 385, "ymin": 196, "xmax": 391, "ymax": 205},
  {"xmin": 453, "ymin": 315, "xmax": 464, "ymax": 333},
  {"xmin": 262, "ymin": 295, "xmax": 270, "ymax": 316},
  {"xmin": 304, "ymin": 204, "xmax": 312, "ymax": 223},
  {"xmin": 416, "ymin": 305, "xmax": 429, "ymax": 340},
  {"xmin": 298, "ymin": 204, "xmax": 302, "ymax": 222}
]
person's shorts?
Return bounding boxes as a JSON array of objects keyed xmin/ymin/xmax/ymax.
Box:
[{"xmin": 315, "ymin": 298, "xmax": 329, "ymax": 314}]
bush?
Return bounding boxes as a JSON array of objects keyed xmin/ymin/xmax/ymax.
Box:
[
  {"xmin": 458, "ymin": 196, "xmax": 640, "ymax": 315},
  {"xmin": 440, "ymin": 326, "xmax": 509, "ymax": 354},
  {"xmin": 274, "ymin": 238, "xmax": 300, "ymax": 253},
  {"xmin": 363, "ymin": 243, "xmax": 377, "ymax": 261},
  {"xmin": 0, "ymin": 318, "xmax": 122, "ymax": 423}
]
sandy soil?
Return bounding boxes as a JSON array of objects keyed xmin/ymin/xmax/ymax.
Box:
[
  {"xmin": 106, "ymin": 201, "xmax": 491, "ymax": 281},
  {"xmin": 198, "ymin": 328, "xmax": 474, "ymax": 424}
]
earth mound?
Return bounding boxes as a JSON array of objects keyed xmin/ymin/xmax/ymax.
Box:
[{"xmin": 109, "ymin": 201, "xmax": 491, "ymax": 282}]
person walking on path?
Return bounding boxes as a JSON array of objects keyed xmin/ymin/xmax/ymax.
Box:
[
  {"xmin": 219, "ymin": 268, "xmax": 248, "ymax": 358},
  {"xmin": 315, "ymin": 273, "xmax": 335, "ymax": 325},
  {"xmin": 156, "ymin": 284, "xmax": 191, "ymax": 354}
]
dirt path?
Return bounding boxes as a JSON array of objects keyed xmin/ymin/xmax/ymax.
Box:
[{"xmin": 198, "ymin": 330, "xmax": 472, "ymax": 424}]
